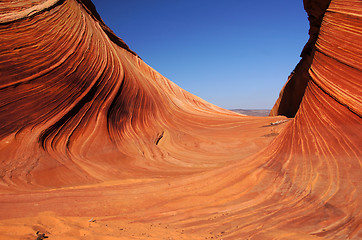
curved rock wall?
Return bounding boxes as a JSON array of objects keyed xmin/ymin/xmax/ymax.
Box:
[
  {"xmin": 0, "ymin": 0, "xmax": 238, "ymax": 187},
  {"xmin": 0, "ymin": 0, "xmax": 360, "ymax": 239},
  {"xmin": 270, "ymin": 0, "xmax": 331, "ymax": 117}
]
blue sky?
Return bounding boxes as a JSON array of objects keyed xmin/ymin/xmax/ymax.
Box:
[{"xmin": 91, "ymin": 0, "xmax": 309, "ymax": 109}]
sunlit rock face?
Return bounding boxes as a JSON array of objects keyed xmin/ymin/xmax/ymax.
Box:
[
  {"xmin": 0, "ymin": 0, "xmax": 238, "ymax": 188},
  {"xmin": 0, "ymin": 0, "xmax": 360, "ymax": 239}
]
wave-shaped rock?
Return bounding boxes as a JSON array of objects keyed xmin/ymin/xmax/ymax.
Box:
[{"xmin": 0, "ymin": 0, "xmax": 360, "ymax": 239}]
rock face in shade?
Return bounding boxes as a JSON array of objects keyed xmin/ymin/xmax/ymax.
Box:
[
  {"xmin": 270, "ymin": 0, "xmax": 332, "ymax": 117},
  {"xmin": 0, "ymin": 0, "xmax": 361, "ymax": 239}
]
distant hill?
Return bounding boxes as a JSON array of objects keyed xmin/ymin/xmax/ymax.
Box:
[{"xmin": 230, "ymin": 109, "xmax": 270, "ymax": 116}]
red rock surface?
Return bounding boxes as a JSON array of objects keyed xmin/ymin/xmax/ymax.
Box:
[
  {"xmin": 270, "ymin": 0, "xmax": 332, "ymax": 117},
  {"xmin": 0, "ymin": 0, "xmax": 361, "ymax": 239}
]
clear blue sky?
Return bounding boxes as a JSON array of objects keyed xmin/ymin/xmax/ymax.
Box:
[{"xmin": 91, "ymin": 0, "xmax": 308, "ymax": 109}]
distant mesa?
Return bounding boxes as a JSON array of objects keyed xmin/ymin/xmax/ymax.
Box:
[{"xmin": 230, "ymin": 109, "xmax": 270, "ymax": 117}]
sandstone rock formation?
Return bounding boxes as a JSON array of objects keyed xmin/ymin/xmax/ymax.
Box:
[
  {"xmin": 0, "ymin": 0, "xmax": 361, "ymax": 239},
  {"xmin": 270, "ymin": 0, "xmax": 332, "ymax": 117}
]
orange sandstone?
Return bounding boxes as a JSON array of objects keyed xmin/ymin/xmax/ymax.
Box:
[{"xmin": 0, "ymin": 0, "xmax": 360, "ymax": 239}]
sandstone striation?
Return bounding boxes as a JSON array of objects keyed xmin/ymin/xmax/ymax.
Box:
[
  {"xmin": 270, "ymin": 0, "xmax": 332, "ymax": 117},
  {"xmin": 0, "ymin": 0, "xmax": 361, "ymax": 239}
]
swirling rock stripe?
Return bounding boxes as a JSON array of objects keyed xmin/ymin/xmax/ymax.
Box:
[
  {"xmin": 269, "ymin": 0, "xmax": 332, "ymax": 117},
  {"xmin": 0, "ymin": 0, "xmax": 361, "ymax": 239},
  {"xmin": 0, "ymin": 0, "xmax": 255, "ymax": 187}
]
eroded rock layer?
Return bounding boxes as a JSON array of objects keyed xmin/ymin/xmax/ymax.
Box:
[
  {"xmin": 0, "ymin": 0, "xmax": 361, "ymax": 239},
  {"xmin": 270, "ymin": 0, "xmax": 332, "ymax": 117}
]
